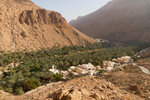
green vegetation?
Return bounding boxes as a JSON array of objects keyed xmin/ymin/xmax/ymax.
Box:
[
  {"xmin": 24, "ymin": 78, "xmax": 41, "ymax": 91},
  {"xmin": 15, "ymin": 87, "xmax": 24, "ymax": 95},
  {"xmin": 0, "ymin": 43, "xmax": 144, "ymax": 94}
]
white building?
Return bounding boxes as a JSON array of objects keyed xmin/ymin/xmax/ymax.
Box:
[{"xmin": 49, "ymin": 65, "xmax": 59, "ymax": 74}]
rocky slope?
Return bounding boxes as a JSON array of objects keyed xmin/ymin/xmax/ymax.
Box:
[
  {"xmin": 1, "ymin": 76, "xmax": 143, "ymax": 100},
  {"xmin": 0, "ymin": 0, "xmax": 95, "ymax": 52},
  {"xmin": 70, "ymin": 0, "xmax": 150, "ymax": 43},
  {"xmin": 101, "ymin": 63, "xmax": 150, "ymax": 100}
]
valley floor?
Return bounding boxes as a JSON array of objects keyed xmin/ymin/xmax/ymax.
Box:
[{"xmin": 0, "ymin": 46, "xmax": 150, "ymax": 100}]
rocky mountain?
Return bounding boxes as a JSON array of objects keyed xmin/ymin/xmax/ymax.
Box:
[
  {"xmin": 0, "ymin": 0, "xmax": 95, "ymax": 52},
  {"xmin": 70, "ymin": 0, "xmax": 150, "ymax": 43}
]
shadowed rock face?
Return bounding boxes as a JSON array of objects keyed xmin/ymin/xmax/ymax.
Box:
[
  {"xmin": 19, "ymin": 9, "xmax": 66, "ymax": 28},
  {"xmin": 14, "ymin": 0, "xmax": 31, "ymax": 3},
  {"xmin": 0, "ymin": 0, "xmax": 95, "ymax": 52},
  {"xmin": 70, "ymin": 0, "xmax": 150, "ymax": 43}
]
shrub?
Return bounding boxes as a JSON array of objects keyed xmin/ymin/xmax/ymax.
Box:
[
  {"xmin": 23, "ymin": 78, "xmax": 41, "ymax": 91},
  {"xmin": 15, "ymin": 87, "xmax": 24, "ymax": 95},
  {"xmin": 53, "ymin": 73, "xmax": 62, "ymax": 82},
  {"xmin": 99, "ymin": 69, "xmax": 105, "ymax": 73},
  {"xmin": 132, "ymin": 56, "xmax": 139, "ymax": 61},
  {"xmin": 0, "ymin": 86, "xmax": 2, "ymax": 90},
  {"xmin": 4, "ymin": 87, "xmax": 13, "ymax": 93}
]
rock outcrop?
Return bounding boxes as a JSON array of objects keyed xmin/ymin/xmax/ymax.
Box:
[
  {"xmin": 0, "ymin": 0, "xmax": 95, "ymax": 52},
  {"xmin": 70, "ymin": 0, "xmax": 150, "ymax": 43},
  {"xmin": 0, "ymin": 90, "xmax": 14, "ymax": 100},
  {"xmin": 19, "ymin": 9, "xmax": 66, "ymax": 27},
  {"xmin": 20, "ymin": 76, "xmax": 144, "ymax": 100}
]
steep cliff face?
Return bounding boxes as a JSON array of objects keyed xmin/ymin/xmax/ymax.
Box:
[
  {"xmin": 0, "ymin": 0, "xmax": 95, "ymax": 52},
  {"xmin": 19, "ymin": 9, "xmax": 67, "ymax": 27},
  {"xmin": 70, "ymin": 0, "xmax": 150, "ymax": 43}
]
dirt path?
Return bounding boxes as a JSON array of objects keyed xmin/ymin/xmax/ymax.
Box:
[{"xmin": 138, "ymin": 66, "xmax": 150, "ymax": 74}]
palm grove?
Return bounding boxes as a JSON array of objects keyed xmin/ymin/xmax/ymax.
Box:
[{"xmin": 0, "ymin": 42, "xmax": 144, "ymax": 94}]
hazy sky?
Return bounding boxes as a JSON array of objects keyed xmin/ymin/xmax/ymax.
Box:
[{"xmin": 32, "ymin": 0, "xmax": 111, "ymax": 22}]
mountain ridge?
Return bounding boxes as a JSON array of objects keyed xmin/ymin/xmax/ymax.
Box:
[{"xmin": 70, "ymin": 0, "xmax": 150, "ymax": 43}]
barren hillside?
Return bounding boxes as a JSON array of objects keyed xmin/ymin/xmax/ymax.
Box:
[
  {"xmin": 70, "ymin": 0, "xmax": 150, "ymax": 43},
  {"xmin": 101, "ymin": 61, "xmax": 150, "ymax": 99},
  {"xmin": 0, "ymin": 76, "xmax": 144, "ymax": 100},
  {"xmin": 0, "ymin": 0, "xmax": 95, "ymax": 52}
]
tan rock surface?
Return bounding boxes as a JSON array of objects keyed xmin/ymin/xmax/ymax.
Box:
[
  {"xmin": 0, "ymin": 0, "xmax": 95, "ymax": 52},
  {"xmin": 12, "ymin": 76, "xmax": 144, "ymax": 100},
  {"xmin": 101, "ymin": 63, "xmax": 150, "ymax": 99}
]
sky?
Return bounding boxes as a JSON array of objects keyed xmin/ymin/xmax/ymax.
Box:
[{"xmin": 32, "ymin": 0, "xmax": 111, "ymax": 22}]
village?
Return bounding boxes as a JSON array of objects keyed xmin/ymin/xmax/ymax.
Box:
[
  {"xmin": 0, "ymin": 56, "xmax": 134, "ymax": 77},
  {"xmin": 49, "ymin": 56, "xmax": 134, "ymax": 79},
  {"xmin": 0, "ymin": 62, "xmax": 21, "ymax": 75}
]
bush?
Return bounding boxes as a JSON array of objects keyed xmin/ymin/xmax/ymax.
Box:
[
  {"xmin": 132, "ymin": 56, "xmax": 139, "ymax": 61},
  {"xmin": 4, "ymin": 87, "xmax": 13, "ymax": 93},
  {"xmin": 15, "ymin": 87, "xmax": 24, "ymax": 95},
  {"xmin": 0, "ymin": 86, "xmax": 2, "ymax": 90},
  {"xmin": 23, "ymin": 78, "xmax": 41, "ymax": 91},
  {"xmin": 99, "ymin": 69, "xmax": 105, "ymax": 73},
  {"xmin": 53, "ymin": 73, "xmax": 62, "ymax": 82}
]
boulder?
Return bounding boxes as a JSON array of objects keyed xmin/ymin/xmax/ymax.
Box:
[
  {"xmin": 90, "ymin": 93, "xmax": 101, "ymax": 100},
  {"xmin": 52, "ymin": 89, "xmax": 82, "ymax": 100},
  {"xmin": 95, "ymin": 66, "xmax": 101, "ymax": 70}
]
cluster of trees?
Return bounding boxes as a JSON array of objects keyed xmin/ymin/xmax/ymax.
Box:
[{"xmin": 0, "ymin": 43, "xmax": 142, "ymax": 94}]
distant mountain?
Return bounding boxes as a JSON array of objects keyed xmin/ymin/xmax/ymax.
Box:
[
  {"xmin": 0, "ymin": 0, "xmax": 95, "ymax": 52},
  {"xmin": 70, "ymin": 0, "xmax": 150, "ymax": 43}
]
